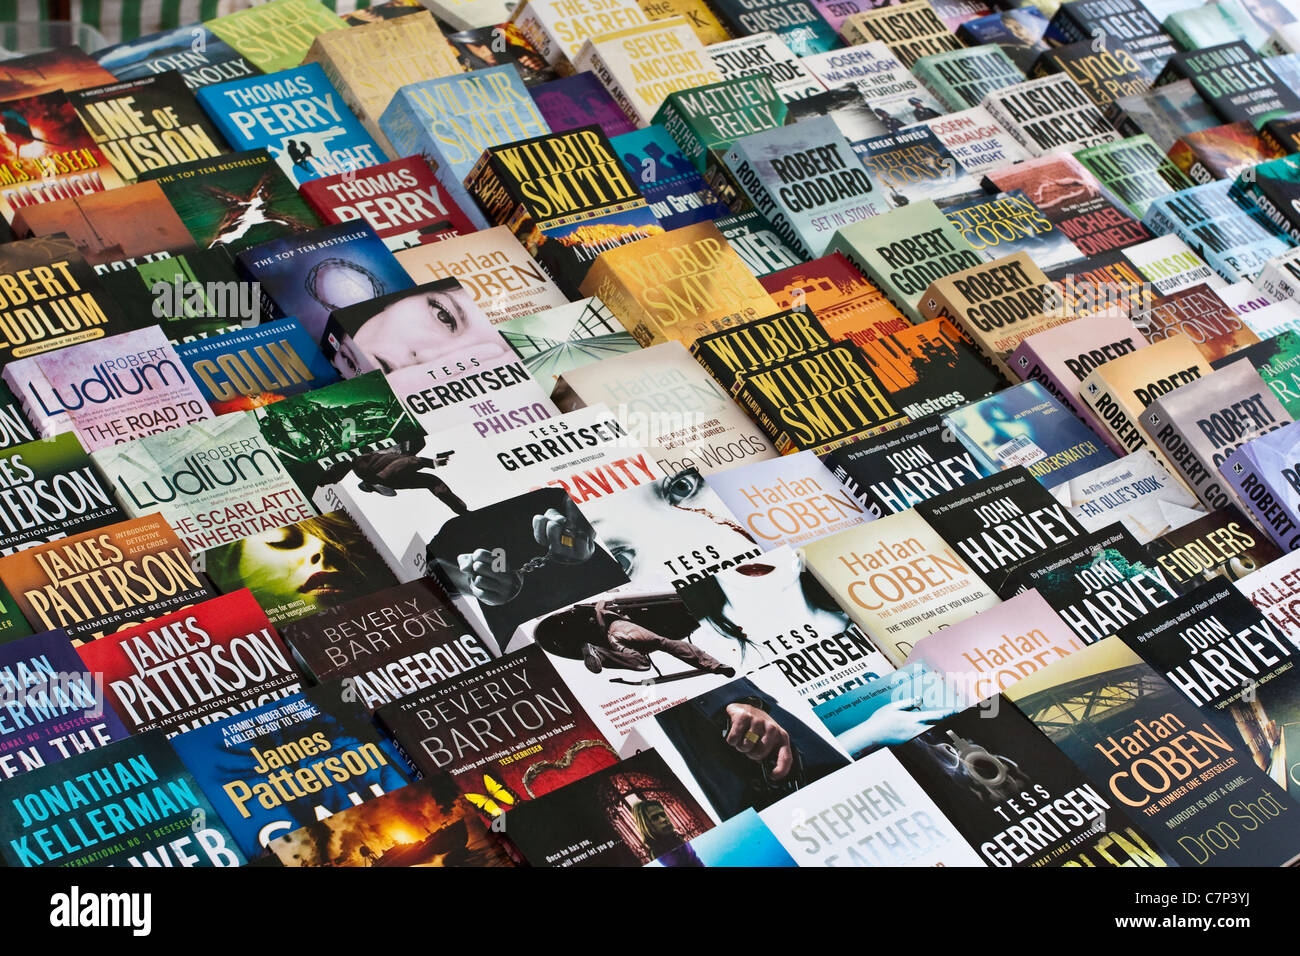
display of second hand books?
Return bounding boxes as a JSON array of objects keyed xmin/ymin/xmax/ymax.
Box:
[{"xmin": 10, "ymin": 0, "xmax": 1300, "ymax": 883}]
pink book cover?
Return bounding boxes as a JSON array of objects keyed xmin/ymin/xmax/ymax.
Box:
[
  {"xmin": 905, "ymin": 589, "xmax": 1084, "ymax": 705},
  {"xmin": 1007, "ymin": 313, "xmax": 1146, "ymax": 456},
  {"xmin": 26, "ymin": 326, "xmax": 214, "ymax": 452}
]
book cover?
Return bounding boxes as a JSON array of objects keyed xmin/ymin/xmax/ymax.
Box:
[
  {"xmin": 703, "ymin": 0, "xmax": 839, "ymax": 55},
  {"xmin": 1163, "ymin": 0, "xmax": 1271, "ymax": 52},
  {"xmin": 1217, "ymin": 329, "xmax": 1300, "ymax": 419},
  {"xmin": 1049, "ymin": 0, "xmax": 1177, "ymax": 74},
  {"xmin": 611, "ymin": 124, "xmax": 731, "ymax": 230},
  {"xmin": 621, "ymin": 669, "xmax": 851, "ymax": 821},
  {"xmin": 981, "ymin": 73, "xmax": 1121, "ymax": 156},
  {"xmin": 1074, "ymin": 134, "xmax": 1195, "ymax": 219},
  {"xmin": 841, "ymin": 1, "xmax": 964, "ymax": 69},
  {"xmin": 93, "ymin": 410, "xmax": 315, "ymax": 555},
  {"xmin": 322, "ymin": 277, "xmax": 557, "ymax": 436},
  {"xmin": 648, "ymin": 807, "xmax": 797, "ymax": 867},
  {"xmin": 983, "ymin": 152, "xmax": 1151, "ymax": 257},
  {"xmin": 704, "ymin": 451, "xmax": 870, "ymax": 550},
  {"xmin": 1233, "ymin": 153, "xmax": 1300, "ymax": 247},
  {"xmin": 1145, "ymin": 503, "xmax": 1284, "ymax": 590},
  {"xmin": 1256, "ymin": 245, "xmax": 1300, "ymax": 301},
  {"xmin": 1033, "ymin": 39, "xmax": 1154, "ymax": 112},
  {"xmin": 0, "ymin": 47, "xmax": 118, "ymax": 100},
  {"xmin": 723, "ymin": 117, "xmax": 888, "ymax": 260},
  {"xmin": 298, "ymin": 156, "xmax": 476, "ymax": 251},
  {"xmin": 0, "ymin": 627, "xmax": 129, "ymax": 779},
  {"xmin": 0, "ymin": 512, "xmax": 212, "ymax": 644},
  {"xmin": 393, "ymin": 224, "xmax": 569, "ymax": 324},
  {"xmin": 784, "ymin": 87, "xmax": 888, "ymax": 143},
  {"xmin": 141, "ymin": 149, "xmax": 321, "ymax": 255},
  {"xmin": 553, "ymin": 341, "xmax": 774, "ymax": 476},
  {"xmin": 1140, "ymin": 358, "xmax": 1292, "ymax": 510},
  {"xmin": 908, "ymin": 105, "xmax": 1034, "ymax": 176},
  {"xmin": 0, "ymin": 89, "xmax": 126, "ymax": 225},
  {"xmin": 800, "ymin": 41, "xmax": 946, "ymax": 129},
  {"xmin": 945, "ymin": 189, "xmax": 1085, "ymax": 270},
  {"xmin": 170, "ymin": 681, "xmax": 415, "ymax": 857},
  {"xmin": 500, "ymin": 748, "xmax": 712, "ymax": 866},
  {"xmin": 1219, "ymin": 418, "xmax": 1300, "ymax": 550},
  {"xmin": 445, "ymin": 22, "xmax": 559, "ymax": 88},
  {"xmin": 267, "ymin": 774, "xmax": 513, "ymax": 866},
  {"xmin": 10, "ymin": 180, "xmax": 193, "ymax": 268},
  {"xmin": 759, "ymin": 747, "xmax": 986, "ymax": 866},
  {"xmin": 497, "ymin": 295, "xmax": 640, "ymax": 386},
  {"xmin": 509, "ymin": 0, "xmax": 651, "ymax": 69},
  {"xmin": 581, "ymin": 220, "xmax": 776, "ymax": 348},
  {"xmin": 1147, "ymin": 180, "xmax": 1293, "ymax": 284},
  {"xmin": 802, "ymin": 508, "xmax": 1002, "ymax": 665},
  {"xmin": 200, "ymin": 510, "xmax": 398, "ymax": 628},
  {"xmin": 894, "ymin": 696, "xmax": 1175, "ymax": 867},
  {"xmin": 197, "ymin": 64, "xmax": 385, "ymax": 189},
  {"xmin": 376, "ymin": 643, "xmax": 618, "ymax": 822},
  {"xmin": 425, "ymin": 486, "xmax": 630, "ymax": 654},
  {"xmin": 945, "ymin": 380, "xmax": 1117, "ymax": 487},
  {"xmin": 1122, "ymin": 233, "xmax": 1227, "ymax": 295},
  {"xmin": 1169, "ymin": 121, "xmax": 1283, "ymax": 185},
  {"xmin": 253, "ymin": 371, "xmax": 427, "ymax": 502},
  {"xmin": 280, "ymin": 576, "xmax": 492, "ymax": 711},
  {"xmin": 177, "ymin": 319, "xmax": 339, "ymax": 414},
  {"xmin": 853, "ymin": 125, "xmax": 981, "ymax": 210},
  {"xmin": 302, "ymin": 12, "xmax": 464, "ymax": 160},
  {"xmin": 0, "ymin": 432, "xmax": 122, "ymax": 557},
  {"xmin": 705, "ymin": 32, "xmax": 826, "ymax": 101},
  {"xmin": 714, "ymin": 207, "xmax": 803, "ymax": 276},
  {"xmin": 1056, "ymin": 450, "xmax": 1206, "ymax": 543},
  {"xmin": 531, "ymin": 72, "xmax": 639, "ymax": 138},
  {"xmin": 0, "ymin": 729, "xmax": 246, "ymax": 867},
  {"xmin": 236, "ymin": 221, "xmax": 413, "ymax": 343},
  {"xmin": 913, "ymin": 44, "xmax": 1026, "ymax": 111},
  {"xmin": 823, "ymin": 413, "xmax": 996, "ymax": 517},
  {"xmin": 999, "ymin": 523, "xmax": 1181, "ymax": 645},
  {"xmin": 13, "ymin": 326, "xmax": 214, "ymax": 453},
  {"xmin": 78, "ymin": 589, "xmax": 302, "ymax": 738},
  {"xmin": 204, "ymin": 0, "xmax": 348, "ymax": 74},
  {"xmin": 1009, "ymin": 635, "xmax": 1300, "ymax": 866},
  {"xmin": 1157, "ymin": 41, "xmax": 1300, "ymax": 128},
  {"xmin": 642, "ymin": 0, "xmax": 733, "ymax": 45},
  {"xmin": 93, "ymin": 25, "xmax": 262, "ymax": 91},
  {"xmin": 916, "ymin": 466, "xmax": 1088, "ymax": 590},
  {"xmin": 757, "ymin": 253, "xmax": 910, "ymax": 350},
  {"xmin": 70, "ymin": 72, "xmax": 228, "ymax": 185},
  {"xmin": 464, "ymin": 124, "xmax": 663, "ymax": 298},
  {"xmin": 1236, "ymin": 545, "xmax": 1300, "ymax": 643},
  {"xmin": 1136, "ymin": 282, "xmax": 1261, "ymax": 363},
  {"xmin": 1106, "ymin": 78, "xmax": 1219, "ymax": 151},
  {"xmin": 1008, "ymin": 312, "xmax": 1145, "ymax": 439},
  {"xmin": 97, "ymin": 247, "xmax": 260, "ymax": 345},
  {"xmin": 828, "ymin": 200, "xmax": 985, "ymax": 323},
  {"xmin": 676, "ymin": 551, "xmax": 893, "ymax": 704},
  {"xmin": 957, "ymin": 8, "xmax": 1053, "ymax": 73},
  {"xmin": 856, "ymin": 318, "xmax": 1005, "ymax": 422},
  {"xmin": 1118, "ymin": 578, "xmax": 1300, "ymax": 799}
]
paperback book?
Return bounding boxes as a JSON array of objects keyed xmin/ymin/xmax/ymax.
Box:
[
  {"xmin": 840, "ymin": 1, "xmax": 964, "ymax": 68},
  {"xmin": 1145, "ymin": 179, "xmax": 1293, "ymax": 284},
  {"xmin": 1145, "ymin": 503, "xmax": 1284, "ymax": 590},
  {"xmin": 705, "ymin": 32, "xmax": 826, "ymax": 101},
  {"xmin": 204, "ymin": 0, "xmax": 348, "ymax": 74},
  {"xmin": 1219, "ymin": 418, "xmax": 1300, "ymax": 550},
  {"xmin": 913, "ymin": 45, "xmax": 1026, "ymax": 112},
  {"xmin": 911, "ymin": 105, "xmax": 1034, "ymax": 176},
  {"xmin": 497, "ymin": 296, "xmax": 640, "ymax": 386},
  {"xmin": 177, "ymin": 319, "xmax": 340, "ymax": 414},
  {"xmin": 757, "ymin": 253, "xmax": 911, "ymax": 350},
  {"xmin": 531, "ymin": 72, "xmax": 639, "ymax": 138},
  {"xmin": 944, "ymin": 189, "xmax": 1085, "ymax": 270},
  {"xmin": 1055, "ymin": 450, "xmax": 1205, "ymax": 543},
  {"xmin": 92, "ymin": 25, "xmax": 262, "ymax": 91},
  {"xmin": 980, "ymin": 73, "xmax": 1120, "ymax": 156}
]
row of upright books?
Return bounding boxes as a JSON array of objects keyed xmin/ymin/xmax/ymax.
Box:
[{"xmin": 1, "ymin": 0, "xmax": 1300, "ymax": 868}]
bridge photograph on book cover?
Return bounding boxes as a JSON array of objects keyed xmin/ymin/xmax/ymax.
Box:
[{"xmin": 0, "ymin": 0, "xmax": 1291, "ymax": 920}]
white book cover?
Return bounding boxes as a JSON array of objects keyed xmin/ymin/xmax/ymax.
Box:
[
  {"xmin": 1053, "ymin": 450, "xmax": 1205, "ymax": 543},
  {"xmin": 906, "ymin": 106, "xmax": 1032, "ymax": 177},
  {"xmin": 707, "ymin": 32, "xmax": 826, "ymax": 101},
  {"xmin": 1124, "ymin": 234, "xmax": 1227, "ymax": 296}
]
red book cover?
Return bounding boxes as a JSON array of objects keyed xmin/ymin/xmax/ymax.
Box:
[
  {"xmin": 759, "ymin": 252, "xmax": 910, "ymax": 348},
  {"xmin": 78, "ymin": 589, "xmax": 302, "ymax": 737},
  {"xmin": 298, "ymin": 155, "xmax": 475, "ymax": 251}
]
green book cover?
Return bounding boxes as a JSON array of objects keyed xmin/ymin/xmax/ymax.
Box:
[
  {"xmin": 1163, "ymin": 0, "xmax": 1270, "ymax": 52},
  {"xmin": 1215, "ymin": 330, "xmax": 1300, "ymax": 419},
  {"xmin": 914, "ymin": 44, "xmax": 1025, "ymax": 111},
  {"xmin": 205, "ymin": 0, "xmax": 348, "ymax": 73},
  {"xmin": 828, "ymin": 200, "xmax": 984, "ymax": 322},
  {"xmin": 1074, "ymin": 134, "xmax": 1195, "ymax": 219}
]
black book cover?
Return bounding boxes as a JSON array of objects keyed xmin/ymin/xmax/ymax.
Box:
[
  {"xmin": 1157, "ymin": 42, "xmax": 1300, "ymax": 128},
  {"xmin": 1117, "ymin": 578, "xmax": 1300, "ymax": 801},
  {"xmin": 999, "ymin": 523, "xmax": 1181, "ymax": 644},
  {"xmin": 1048, "ymin": 0, "xmax": 1176, "ymax": 75},
  {"xmin": 1145, "ymin": 504, "xmax": 1283, "ymax": 593},
  {"xmin": 1033, "ymin": 40, "xmax": 1154, "ymax": 110},
  {"xmin": 916, "ymin": 466, "xmax": 1087, "ymax": 591},
  {"xmin": 691, "ymin": 308, "xmax": 833, "ymax": 394},
  {"xmin": 892, "ymin": 696, "xmax": 1175, "ymax": 867}
]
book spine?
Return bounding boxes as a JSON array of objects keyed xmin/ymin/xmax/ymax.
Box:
[
  {"xmin": 464, "ymin": 155, "xmax": 516, "ymax": 227},
  {"xmin": 1220, "ymin": 449, "xmax": 1300, "ymax": 551},
  {"xmin": 733, "ymin": 378, "xmax": 786, "ymax": 445},
  {"xmin": 1139, "ymin": 400, "xmax": 1228, "ymax": 509},
  {"xmin": 511, "ymin": 2, "xmax": 566, "ymax": 68}
]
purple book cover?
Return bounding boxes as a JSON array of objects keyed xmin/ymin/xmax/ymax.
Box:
[
  {"xmin": 1220, "ymin": 419, "xmax": 1300, "ymax": 552},
  {"xmin": 530, "ymin": 72, "xmax": 637, "ymax": 138}
]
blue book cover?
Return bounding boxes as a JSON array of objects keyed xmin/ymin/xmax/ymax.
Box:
[
  {"xmin": 612, "ymin": 126, "xmax": 731, "ymax": 231},
  {"xmin": 813, "ymin": 660, "xmax": 960, "ymax": 760},
  {"xmin": 944, "ymin": 380, "xmax": 1117, "ymax": 488},
  {"xmin": 0, "ymin": 730, "xmax": 246, "ymax": 867},
  {"xmin": 177, "ymin": 318, "xmax": 340, "ymax": 414},
  {"xmin": 93, "ymin": 24, "xmax": 262, "ymax": 89},
  {"xmin": 723, "ymin": 116, "xmax": 889, "ymax": 259},
  {"xmin": 649, "ymin": 808, "xmax": 798, "ymax": 867},
  {"xmin": 0, "ymin": 629, "xmax": 128, "ymax": 780},
  {"xmin": 196, "ymin": 63, "xmax": 385, "ymax": 188},
  {"xmin": 234, "ymin": 221, "xmax": 413, "ymax": 342},
  {"xmin": 171, "ymin": 682, "xmax": 415, "ymax": 858},
  {"xmin": 380, "ymin": 66, "xmax": 551, "ymax": 231},
  {"xmin": 1143, "ymin": 179, "xmax": 1295, "ymax": 283}
]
